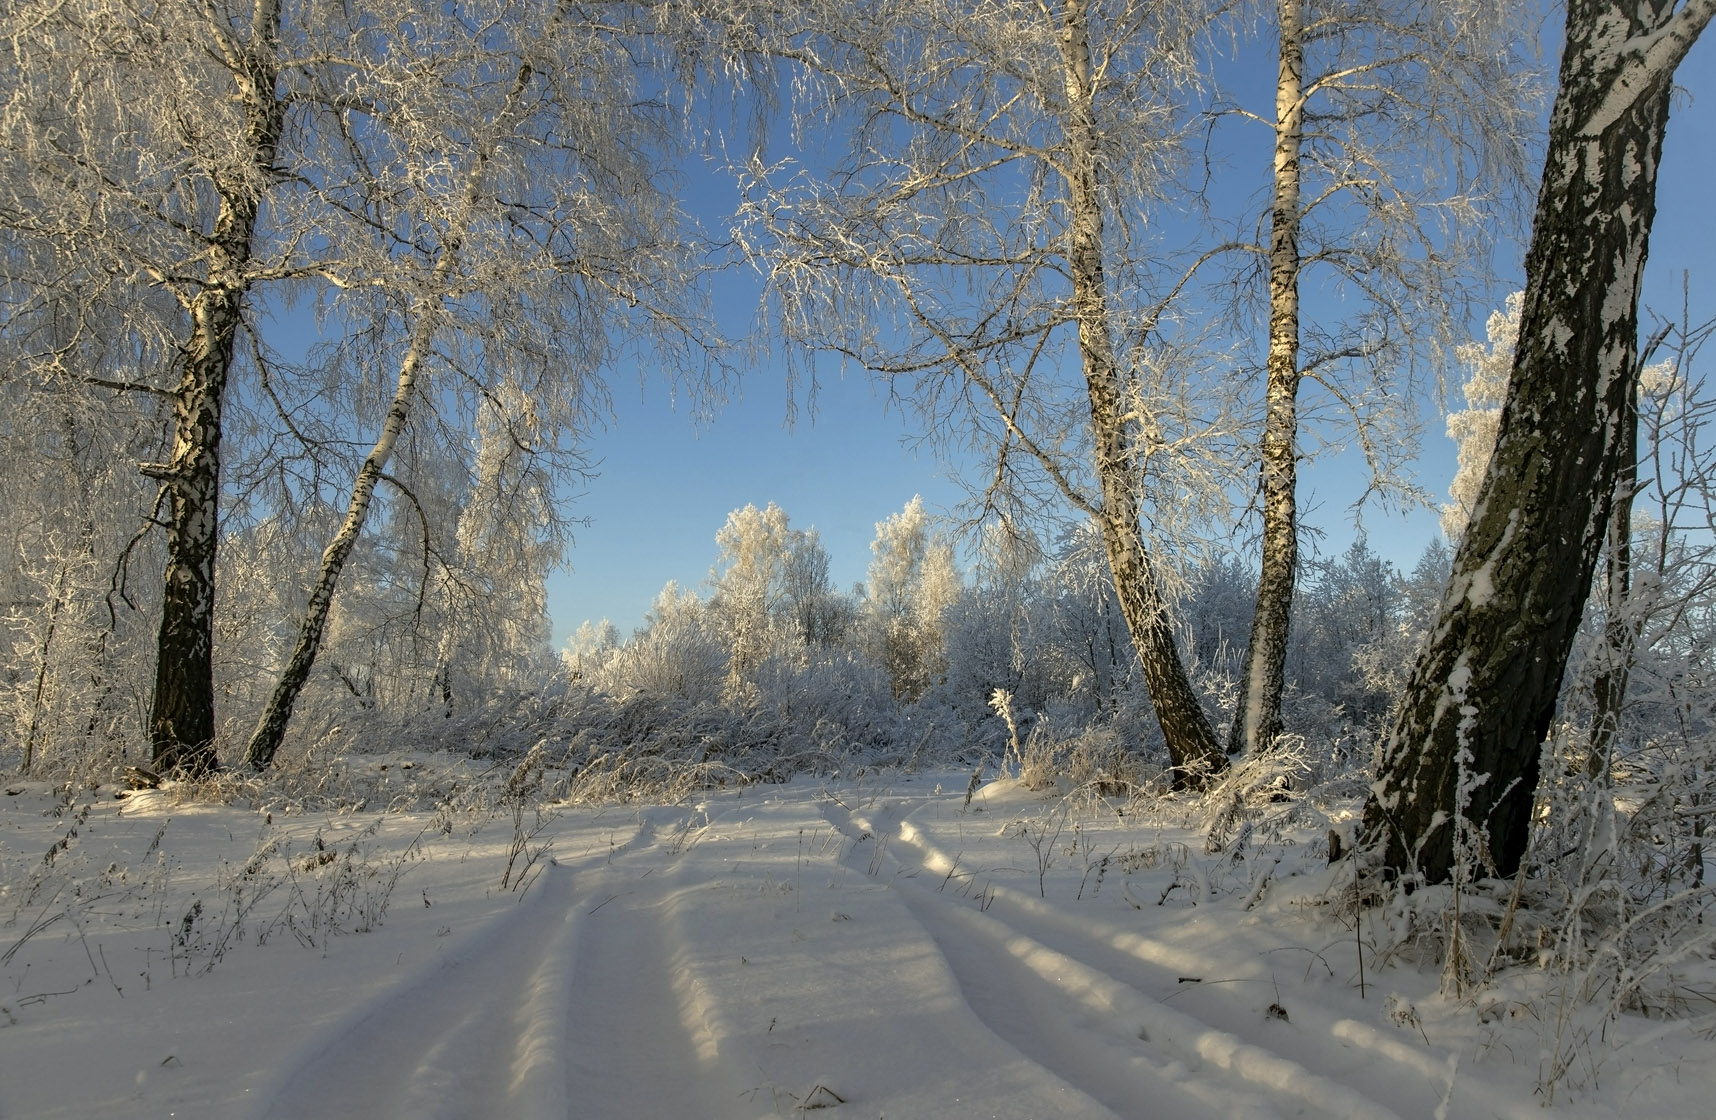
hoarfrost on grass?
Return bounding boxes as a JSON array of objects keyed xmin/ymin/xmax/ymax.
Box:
[{"xmin": 4, "ymin": 759, "xmax": 1716, "ymax": 1119}]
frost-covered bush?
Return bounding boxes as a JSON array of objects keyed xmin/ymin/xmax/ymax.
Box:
[
  {"xmin": 861, "ymin": 497, "xmax": 960, "ymax": 702},
  {"xmin": 1172, "ymin": 553, "xmax": 1253, "ymax": 691},
  {"xmin": 1289, "ymin": 540, "xmax": 1423, "ymax": 740},
  {"xmin": 0, "ymin": 384, "xmax": 165, "ymax": 776},
  {"xmin": 939, "ymin": 587, "xmax": 1079, "ymax": 732},
  {"xmin": 580, "ymin": 583, "xmax": 729, "ymax": 706}
]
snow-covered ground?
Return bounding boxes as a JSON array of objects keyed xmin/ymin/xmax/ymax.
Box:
[{"xmin": 2, "ymin": 758, "xmax": 1711, "ymax": 1119}]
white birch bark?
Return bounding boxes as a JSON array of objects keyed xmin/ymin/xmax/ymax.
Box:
[
  {"xmin": 1057, "ymin": 0, "xmax": 1226, "ymax": 783},
  {"xmin": 148, "ymin": 0, "xmax": 286, "ymax": 776},
  {"xmin": 1230, "ymin": 0, "xmax": 1304, "ymax": 760},
  {"xmin": 243, "ymin": 68, "xmax": 529, "ymax": 770},
  {"xmin": 739, "ymin": 0, "xmax": 1234, "ymax": 781}
]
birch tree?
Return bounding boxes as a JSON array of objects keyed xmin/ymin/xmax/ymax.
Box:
[
  {"xmin": 780, "ymin": 527, "xmax": 848, "ymax": 648},
  {"xmin": 708, "ymin": 502, "xmax": 797, "ymax": 689},
  {"xmin": 1361, "ymin": 0, "xmax": 1716, "ymax": 884},
  {"xmin": 741, "ymin": 0, "xmax": 1236, "ymax": 782},
  {"xmin": 5, "ymin": 0, "xmax": 724, "ymax": 773},
  {"xmin": 0, "ymin": 0, "xmax": 296, "ymax": 775},
  {"xmin": 449, "ymin": 413, "xmax": 563, "ymax": 691},
  {"xmin": 243, "ymin": 0, "xmax": 718, "ymax": 768},
  {"xmin": 864, "ymin": 497, "xmax": 960, "ymax": 702},
  {"xmin": 1224, "ymin": 0, "xmax": 1535, "ymax": 758},
  {"xmin": 242, "ymin": 43, "xmax": 533, "ymax": 766}
]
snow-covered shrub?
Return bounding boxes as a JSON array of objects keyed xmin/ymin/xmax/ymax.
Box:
[
  {"xmin": 0, "ymin": 337, "xmax": 170, "ymax": 778},
  {"xmin": 1289, "ymin": 540, "xmax": 1416, "ymax": 739},
  {"xmin": 1171, "ymin": 552, "xmax": 1253, "ymax": 694},
  {"xmin": 861, "ymin": 497, "xmax": 960, "ymax": 702},
  {"xmin": 581, "ymin": 583, "xmax": 728, "ymax": 706},
  {"xmin": 1200, "ymin": 733, "xmax": 1332, "ymax": 853}
]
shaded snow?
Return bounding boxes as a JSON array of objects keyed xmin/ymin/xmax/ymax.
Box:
[{"xmin": 3, "ymin": 761, "xmax": 1714, "ymax": 1118}]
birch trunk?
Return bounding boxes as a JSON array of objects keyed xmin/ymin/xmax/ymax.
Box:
[
  {"xmin": 148, "ymin": 0, "xmax": 285, "ymax": 776},
  {"xmin": 1362, "ymin": 0, "xmax": 1715, "ymax": 883},
  {"xmin": 242, "ymin": 305, "xmax": 438, "ymax": 769},
  {"xmin": 1058, "ymin": 1, "xmax": 1225, "ymax": 785},
  {"xmin": 1231, "ymin": 0, "xmax": 1304, "ymax": 759},
  {"xmin": 1588, "ymin": 373, "xmax": 1640, "ymax": 776},
  {"xmin": 243, "ymin": 65, "xmax": 528, "ymax": 769}
]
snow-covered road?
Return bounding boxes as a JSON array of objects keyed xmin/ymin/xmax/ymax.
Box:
[{"xmin": 4, "ymin": 771, "xmax": 1711, "ymax": 1118}]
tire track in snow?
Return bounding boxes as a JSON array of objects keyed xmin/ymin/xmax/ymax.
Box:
[
  {"xmin": 822, "ymin": 796, "xmax": 1405, "ymax": 1120},
  {"xmin": 817, "ymin": 798, "xmax": 1240, "ymax": 1118},
  {"xmin": 559, "ymin": 873, "xmax": 747, "ymax": 1120},
  {"xmin": 882, "ymin": 800, "xmax": 1465, "ymax": 1112},
  {"xmin": 253, "ymin": 814, "xmax": 729, "ymax": 1120},
  {"xmin": 896, "ymin": 882, "xmax": 1272, "ymax": 1119},
  {"xmin": 254, "ymin": 863, "xmax": 586, "ymax": 1120},
  {"xmin": 669, "ymin": 790, "xmax": 1125, "ymax": 1118},
  {"xmin": 933, "ymin": 864, "xmax": 1461, "ymax": 1112}
]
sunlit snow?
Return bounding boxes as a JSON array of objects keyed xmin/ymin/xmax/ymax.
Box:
[{"xmin": 3, "ymin": 758, "xmax": 1712, "ymax": 1119}]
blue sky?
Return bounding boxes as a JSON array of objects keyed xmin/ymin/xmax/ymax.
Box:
[
  {"xmin": 547, "ymin": 32, "xmax": 1716, "ymax": 647},
  {"xmin": 546, "ymin": 355, "xmax": 965, "ymax": 642},
  {"xmin": 546, "ymin": 31, "xmax": 1716, "ymax": 647}
]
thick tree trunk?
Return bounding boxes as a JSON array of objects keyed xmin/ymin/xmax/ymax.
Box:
[
  {"xmin": 1058, "ymin": 1, "xmax": 1226, "ymax": 785},
  {"xmin": 1232, "ymin": 0, "xmax": 1305, "ymax": 758},
  {"xmin": 147, "ymin": 0, "xmax": 285, "ymax": 777},
  {"xmin": 1362, "ymin": 0, "xmax": 1713, "ymax": 883},
  {"xmin": 150, "ymin": 283, "xmax": 242, "ymax": 775},
  {"xmin": 1588, "ymin": 375, "xmax": 1640, "ymax": 777}
]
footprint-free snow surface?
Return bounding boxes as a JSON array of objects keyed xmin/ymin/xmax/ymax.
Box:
[{"xmin": 3, "ymin": 765, "xmax": 1712, "ymax": 1118}]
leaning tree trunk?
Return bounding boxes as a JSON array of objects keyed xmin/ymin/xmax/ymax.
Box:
[
  {"xmin": 243, "ymin": 60, "xmax": 531, "ymax": 769},
  {"xmin": 243, "ymin": 301, "xmax": 439, "ymax": 770},
  {"xmin": 1361, "ymin": 0, "xmax": 1714, "ymax": 884},
  {"xmin": 1057, "ymin": 1, "xmax": 1226, "ymax": 785},
  {"xmin": 1588, "ymin": 372, "xmax": 1640, "ymax": 777},
  {"xmin": 147, "ymin": 0, "xmax": 285, "ymax": 776},
  {"xmin": 1231, "ymin": 0, "xmax": 1305, "ymax": 759}
]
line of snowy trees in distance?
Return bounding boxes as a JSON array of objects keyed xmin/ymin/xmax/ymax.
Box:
[
  {"xmin": 564, "ymin": 496, "xmax": 1450, "ymax": 772},
  {"xmin": 4, "ymin": 0, "xmax": 1715, "ymax": 893}
]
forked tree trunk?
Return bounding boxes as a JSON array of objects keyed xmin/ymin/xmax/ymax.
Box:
[
  {"xmin": 1231, "ymin": 0, "xmax": 1305, "ymax": 759},
  {"xmin": 148, "ymin": 0, "xmax": 285, "ymax": 776},
  {"xmin": 1057, "ymin": 1, "xmax": 1226, "ymax": 785},
  {"xmin": 1362, "ymin": 0, "xmax": 1714, "ymax": 883}
]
